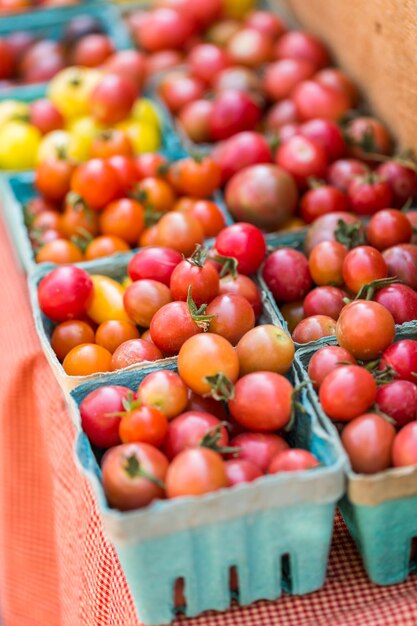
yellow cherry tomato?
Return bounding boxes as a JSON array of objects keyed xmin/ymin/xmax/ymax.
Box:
[
  {"xmin": 87, "ymin": 275, "xmax": 131, "ymax": 324},
  {"xmin": 0, "ymin": 100, "xmax": 30, "ymax": 127},
  {"xmin": 222, "ymin": 0, "xmax": 256, "ymax": 18},
  {"xmin": 48, "ymin": 67, "xmax": 102, "ymax": 120},
  {"xmin": 37, "ymin": 130, "xmax": 87, "ymax": 164},
  {"xmin": 67, "ymin": 116, "xmax": 102, "ymax": 161},
  {"xmin": 131, "ymin": 98, "xmax": 161, "ymax": 129},
  {"xmin": 117, "ymin": 121, "xmax": 161, "ymax": 154},
  {"xmin": 0, "ymin": 121, "xmax": 41, "ymax": 170}
]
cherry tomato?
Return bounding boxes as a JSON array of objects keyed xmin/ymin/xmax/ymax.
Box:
[
  {"xmin": 292, "ymin": 80, "xmax": 350, "ymax": 122},
  {"xmin": 377, "ymin": 160, "xmax": 417, "ymax": 208},
  {"xmin": 111, "ymin": 339, "xmax": 163, "ymax": 371},
  {"xmin": 320, "ymin": 364, "xmax": 377, "ymax": 421},
  {"xmin": 181, "ymin": 200, "xmax": 226, "ymax": 238},
  {"xmin": 205, "ymin": 294, "xmax": 255, "ymax": 345},
  {"xmin": 215, "ymin": 223, "xmax": 266, "ymax": 275},
  {"xmin": 299, "ymin": 118, "xmax": 346, "ymax": 162},
  {"xmin": 169, "ymin": 157, "xmax": 221, "ymax": 198},
  {"xmin": 392, "ymin": 422, "xmax": 417, "ymax": 468},
  {"xmin": 230, "ymin": 432, "xmax": 288, "ymax": 472},
  {"xmin": 383, "ymin": 244, "xmax": 417, "ymax": 290},
  {"xmin": 85, "ymin": 236, "xmax": 130, "ymax": 261},
  {"xmin": 263, "ymin": 58, "xmax": 315, "ymax": 101},
  {"xmin": 150, "ymin": 301, "xmax": 202, "ymax": 356},
  {"xmin": 303, "ymin": 286, "xmax": 347, "ymax": 320},
  {"xmin": 32, "ymin": 210, "xmax": 61, "ymax": 233},
  {"xmin": 308, "ymin": 345, "xmax": 357, "ymax": 390},
  {"xmin": 336, "ymin": 300, "xmax": 395, "ymax": 360},
  {"xmin": 276, "ymin": 135, "xmax": 328, "ymax": 189},
  {"xmin": 304, "ymin": 211, "xmax": 362, "ymax": 256},
  {"xmin": 138, "ymin": 370, "xmax": 188, "ymax": 419},
  {"xmin": 87, "ymin": 275, "xmax": 130, "ymax": 324},
  {"xmin": 269, "ymin": 449, "xmax": 319, "ymax": 473},
  {"xmin": 72, "ymin": 33, "xmax": 114, "ymax": 67},
  {"xmin": 346, "ymin": 116, "xmax": 392, "ymax": 159},
  {"xmin": 107, "ymin": 155, "xmax": 139, "ymax": 194},
  {"xmin": 280, "ymin": 300, "xmax": 305, "ymax": 333},
  {"xmin": 171, "ymin": 257, "xmax": 219, "ymax": 310},
  {"xmin": 36, "ymin": 239, "xmax": 84, "ymax": 265},
  {"xmin": 71, "ymin": 159, "xmax": 122, "ymax": 211},
  {"xmin": 274, "ymin": 31, "xmax": 330, "ymax": 69},
  {"xmin": 59, "ymin": 202, "xmax": 99, "ymax": 239},
  {"xmin": 63, "ymin": 343, "xmax": 112, "ymax": 376},
  {"xmin": 35, "ymin": 157, "xmax": 74, "ymax": 203},
  {"xmin": 212, "ymin": 131, "xmax": 273, "ymax": 185},
  {"xmin": 163, "ymin": 411, "xmax": 228, "ymax": 460},
  {"xmin": 236, "ymin": 324, "xmax": 294, "ymax": 375},
  {"xmin": 300, "ymin": 185, "xmax": 350, "ymax": 223},
  {"xmin": 366, "ymin": 209, "xmax": 412, "ymax": 251},
  {"xmin": 374, "ymin": 284, "xmax": 417, "ymax": 325},
  {"xmin": 91, "ymin": 130, "xmax": 133, "ymax": 159},
  {"xmin": 314, "ymin": 68, "xmax": 359, "ymax": 107},
  {"xmin": 263, "ymin": 248, "xmax": 312, "ymax": 302},
  {"xmin": 156, "ymin": 212, "xmax": 205, "ymax": 257},
  {"xmin": 246, "ymin": 10, "xmax": 286, "ymax": 38},
  {"xmin": 128, "ymin": 247, "xmax": 182, "ymax": 286},
  {"xmin": 179, "ymin": 99, "xmax": 213, "ymax": 143},
  {"xmin": 51, "ymin": 319, "xmax": 95, "ymax": 361},
  {"xmin": 348, "ymin": 175, "xmax": 392, "ymax": 216},
  {"xmin": 227, "ymin": 27, "xmax": 274, "ymax": 67},
  {"xmin": 342, "ymin": 246, "xmax": 387, "ymax": 294},
  {"xmin": 376, "ymin": 381, "xmax": 417, "ymax": 428},
  {"xmin": 327, "ymin": 158, "xmax": 370, "ymax": 192},
  {"xmin": 95, "ymin": 320, "xmax": 140, "ymax": 354},
  {"xmin": 178, "ymin": 333, "xmax": 239, "ymax": 396},
  {"xmin": 136, "ymin": 177, "xmax": 176, "ymax": 213},
  {"xmin": 132, "ymin": 8, "xmax": 195, "ymax": 52},
  {"xmin": 89, "ymin": 74, "xmax": 137, "ymax": 125},
  {"xmin": 166, "ymin": 448, "xmax": 227, "ymax": 498},
  {"xmin": 219, "ymin": 274, "xmax": 262, "ymax": 318},
  {"xmin": 341, "ymin": 413, "xmax": 396, "ymax": 474},
  {"xmin": 119, "ymin": 405, "xmax": 168, "ymax": 448},
  {"xmin": 225, "ymin": 459, "xmax": 262, "ymax": 485},
  {"xmin": 135, "ymin": 153, "xmax": 167, "ymax": 180},
  {"xmin": 38, "ymin": 266, "xmax": 93, "ymax": 322},
  {"xmin": 380, "ymin": 340, "xmax": 417, "ymax": 382},
  {"xmin": 293, "ymin": 315, "xmax": 336, "ymax": 343},
  {"xmin": 123, "ymin": 279, "xmax": 172, "ymax": 327},
  {"xmin": 102, "ymin": 49, "xmax": 147, "ymax": 89},
  {"xmin": 189, "ymin": 43, "xmax": 230, "ymax": 85},
  {"xmin": 229, "ymin": 372, "xmax": 293, "ymax": 431},
  {"xmin": 308, "ymin": 240, "xmax": 348, "ymax": 286},
  {"xmin": 80, "ymin": 385, "xmax": 132, "ymax": 449},
  {"xmin": 102, "ymin": 442, "xmax": 168, "ymax": 510},
  {"xmin": 158, "ymin": 71, "xmax": 205, "ymax": 114},
  {"xmin": 265, "ymin": 99, "xmax": 299, "ymax": 131},
  {"xmin": 99, "ymin": 198, "xmax": 145, "ymax": 245}
]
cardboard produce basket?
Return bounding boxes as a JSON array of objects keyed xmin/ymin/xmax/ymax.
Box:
[
  {"xmin": 71, "ymin": 360, "xmax": 345, "ymax": 625},
  {"xmin": 294, "ymin": 327, "xmax": 417, "ymax": 585}
]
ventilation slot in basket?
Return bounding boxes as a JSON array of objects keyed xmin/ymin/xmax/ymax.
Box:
[
  {"xmin": 229, "ymin": 565, "xmax": 239, "ymax": 603},
  {"xmin": 173, "ymin": 577, "xmax": 186, "ymax": 614},
  {"xmin": 410, "ymin": 538, "xmax": 417, "ymax": 572},
  {"xmin": 281, "ymin": 553, "xmax": 292, "ymax": 593}
]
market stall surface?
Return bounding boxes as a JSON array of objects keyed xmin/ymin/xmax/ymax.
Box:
[{"xmin": 0, "ymin": 216, "xmax": 417, "ymax": 626}]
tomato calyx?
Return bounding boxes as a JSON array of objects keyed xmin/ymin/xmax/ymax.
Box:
[
  {"xmin": 371, "ymin": 406, "xmax": 397, "ymax": 426},
  {"xmin": 211, "ymin": 253, "xmax": 239, "ymax": 278},
  {"xmin": 204, "ymin": 373, "xmax": 235, "ymax": 401},
  {"xmin": 365, "ymin": 361, "xmax": 398, "ymax": 386},
  {"xmin": 187, "ymin": 244, "xmax": 209, "ymax": 268},
  {"xmin": 144, "ymin": 206, "xmax": 165, "ymax": 227},
  {"xmin": 335, "ymin": 219, "xmax": 365, "ymax": 249},
  {"xmin": 187, "ymin": 286, "xmax": 216, "ymax": 331},
  {"xmin": 106, "ymin": 391, "xmax": 140, "ymax": 417},
  {"xmin": 199, "ymin": 423, "xmax": 239, "ymax": 455},
  {"xmin": 66, "ymin": 191, "xmax": 88, "ymax": 212},
  {"xmin": 352, "ymin": 276, "xmax": 400, "ymax": 301},
  {"xmin": 346, "ymin": 125, "xmax": 377, "ymax": 154},
  {"xmin": 70, "ymin": 229, "xmax": 94, "ymax": 253},
  {"xmin": 123, "ymin": 453, "xmax": 166, "ymax": 489}
]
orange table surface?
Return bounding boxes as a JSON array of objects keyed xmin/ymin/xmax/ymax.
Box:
[{"xmin": 1, "ymin": 216, "xmax": 417, "ymax": 626}]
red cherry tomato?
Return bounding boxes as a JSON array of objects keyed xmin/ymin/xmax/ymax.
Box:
[
  {"xmin": 123, "ymin": 280, "xmax": 172, "ymax": 328},
  {"xmin": 376, "ymin": 380, "xmax": 417, "ymax": 428},
  {"xmin": 383, "ymin": 244, "xmax": 417, "ymax": 290},
  {"xmin": 90, "ymin": 74, "xmax": 137, "ymax": 125},
  {"xmin": 276, "ymin": 135, "xmax": 328, "ymax": 188},
  {"xmin": 263, "ymin": 58, "xmax": 316, "ymax": 101},
  {"xmin": 111, "ymin": 339, "xmax": 163, "ymax": 371},
  {"xmin": 377, "ymin": 160, "xmax": 417, "ymax": 208},
  {"xmin": 102, "ymin": 443, "xmax": 168, "ymax": 510},
  {"xmin": 319, "ymin": 365, "xmax": 377, "ymax": 421},
  {"xmin": 38, "ymin": 266, "xmax": 93, "ymax": 322},
  {"xmin": 292, "ymin": 315, "xmax": 337, "ymax": 344},
  {"xmin": 119, "ymin": 405, "xmax": 168, "ymax": 448},
  {"xmin": 342, "ymin": 245, "xmax": 387, "ymax": 294},
  {"xmin": 158, "ymin": 71, "xmax": 205, "ymax": 114},
  {"xmin": 268, "ymin": 449, "xmax": 319, "ymax": 473},
  {"xmin": 225, "ymin": 459, "xmax": 262, "ymax": 485},
  {"xmin": 263, "ymin": 248, "xmax": 312, "ymax": 302},
  {"xmin": 227, "ymin": 27, "xmax": 274, "ymax": 68},
  {"xmin": 348, "ymin": 175, "xmax": 392, "ymax": 216},
  {"xmin": 274, "ymin": 31, "xmax": 330, "ymax": 69},
  {"xmin": 163, "ymin": 411, "xmax": 228, "ymax": 460},
  {"xmin": 72, "ymin": 33, "xmax": 114, "ymax": 67},
  {"xmin": 300, "ymin": 185, "xmax": 350, "ymax": 223},
  {"xmin": 219, "ymin": 274, "xmax": 262, "ymax": 318},
  {"xmin": 308, "ymin": 346, "xmax": 357, "ymax": 390},
  {"xmin": 292, "ymin": 80, "xmax": 350, "ymax": 122},
  {"xmin": 128, "ymin": 247, "xmax": 182, "ymax": 286},
  {"xmin": 341, "ymin": 413, "xmax": 396, "ymax": 474},
  {"xmin": 107, "ymin": 155, "xmax": 139, "ymax": 194},
  {"xmin": 212, "ymin": 131, "xmax": 273, "ymax": 185},
  {"xmin": 303, "ymin": 286, "xmax": 347, "ymax": 320},
  {"xmin": 150, "ymin": 301, "xmax": 203, "ymax": 356},
  {"xmin": 374, "ymin": 284, "xmax": 417, "ymax": 325},
  {"xmin": 299, "ymin": 118, "xmax": 346, "ymax": 161},
  {"xmin": 229, "ymin": 432, "xmax": 288, "ymax": 472},
  {"xmin": 245, "ymin": 10, "xmax": 286, "ymax": 39},
  {"xmin": 189, "ymin": 43, "xmax": 230, "ymax": 85},
  {"xmin": 71, "ymin": 159, "xmax": 122, "ymax": 211},
  {"xmin": 392, "ymin": 422, "xmax": 417, "ymax": 468},
  {"xmin": 366, "ymin": 209, "xmax": 412, "ymax": 250},
  {"xmin": 80, "ymin": 385, "xmax": 131, "ymax": 449},
  {"xmin": 336, "ymin": 300, "xmax": 395, "ymax": 360},
  {"xmin": 308, "ymin": 240, "xmax": 348, "ymax": 286},
  {"xmin": 170, "ymin": 255, "xmax": 220, "ymax": 307},
  {"xmin": 346, "ymin": 116, "xmax": 392, "ymax": 159},
  {"xmin": 380, "ymin": 339, "xmax": 417, "ymax": 382},
  {"xmin": 166, "ymin": 448, "xmax": 228, "ymax": 497},
  {"xmin": 210, "ymin": 89, "xmax": 261, "ymax": 141},
  {"xmin": 229, "ymin": 372, "xmax": 293, "ymax": 432},
  {"xmin": 206, "ymin": 294, "xmax": 255, "ymax": 345},
  {"xmin": 138, "ymin": 370, "xmax": 188, "ymax": 420},
  {"xmin": 215, "ymin": 223, "xmax": 266, "ymax": 275},
  {"xmin": 327, "ymin": 158, "xmax": 370, "ymax": 192}
]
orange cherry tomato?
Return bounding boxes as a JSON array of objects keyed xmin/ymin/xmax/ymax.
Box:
[
  {"xmin": 84, "ymin": 235, "xmax": 130, "ymax": 260},
  {"xmin": 36, "ymin": 239, "xmax": 84, "ymax": 264},
  {"xmin": 172, "ymin": 196, "xmax": 196, "ymax": 213},
  {"xmin": 342, "ymin": 245, "xmax": 387, "ymax": 294},
  {"xmin": 51, "ymin": 320, "xmax": 95, "ymax": 361},
  {"xmin": 59, "ymin": 202, "xmax": 99, "ymax": 239},
  {"xmin": 166, "ymin": 448, "xmax": 228, "ymax": 498},
  {"xmin": 136, "ymin": 153, "xmax": 168, "ymax": 179},
  {"xmin": 35, "ymin": 157, "xmax": 75, "ymax": 203},
  {"xmin": 95, "ymin": 320, "xmax": 140, "ymax": 353},
  {"xmin": 156, "ymin": 212, "xmax": 204, "ymax": 256},
  {"xmin": 135, "ymin": 177, "xmax": 177, "ymax": 213},
  {"xmin": 178, "ymin": 333, "xmax": 239, "ymax": 396},
  {"xmin": 99, "ymin": 198, "xmax": 145, "ymax": 245},
  {"xmin": 139, "ymin": 225, "xmax": 159, "ymax": 247},
  {"xmin": 62, "ymin": 343, "xmax": 113, "ymax": 375},
  {"xmin": 91, "ymin": 129, "xmax": 134, "ymax": 159},
  {"xmin": 309, "ymin": 240, "xmax": 348, "ymax": 286},
  {"xmin": 336, "ymin": 299, "xmax": 395, "ymax": 360},
  {"xmin": 169, "ymin": 156, "xmax": 221, "ymax": 198},
  {"xmin": 119, "ymin": 405, "xmax": 168, "ymax": 447},
  {"xmin": 236, "ymin": 325, "xmax": 295, "ymax": 375},
  {"xmin": 185, "ymin": 199, "xmax": 226, "ymax": 238},
  {"xmin": 137, "ymin": 370, "xmax": 188, "ymax": 419},
  {"xmin": 123, "ymin": 279, "xmax": 172, "ymax": 327}
]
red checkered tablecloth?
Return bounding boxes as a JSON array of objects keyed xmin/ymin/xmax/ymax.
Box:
[{"xmin": 1, "ymin": 216, "xmax": 417, "ymax": 626}]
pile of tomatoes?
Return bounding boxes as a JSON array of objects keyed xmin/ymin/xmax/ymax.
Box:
[
  {"xmin": 80, "ymin": 336, "xmax": 319, "ymax": 512},
  {"xmin": 0, "ymin": 0, "xmax": 81, "ymax": 13},
  {"xmin": 307, "ymin": 337, "xmax": 417, "ymax": 474},
  {"xmin": 37, "ymin": 224, "xmax": 298, "ymax": 379},
  {"xmin": 27, "ymin": 153, "xmax": 227, "ymax": 263},
  {"xmin": 262, "ymin": 207, "xmax": 417, "ymax": 344}
]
